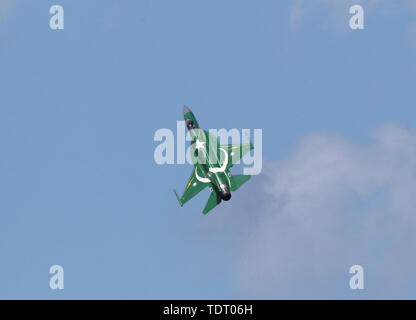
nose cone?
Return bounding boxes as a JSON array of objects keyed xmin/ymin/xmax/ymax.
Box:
[{"xmin": 183, "ymin": 105, "xmax": 192, "ymax": 116}]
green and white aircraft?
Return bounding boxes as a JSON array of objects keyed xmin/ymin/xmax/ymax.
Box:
[{"xmin": 174, "ymin": 106, "xmax": 253, "ymax": 214}]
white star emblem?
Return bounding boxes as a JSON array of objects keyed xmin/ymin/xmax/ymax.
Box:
[{"xmin": 195, "ymin": 139, "xmax": 206, "ymax": 151}]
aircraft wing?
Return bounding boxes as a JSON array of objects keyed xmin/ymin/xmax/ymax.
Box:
[
  {"xmin": 222, "ymin": 140, "xmax": 254, "ymax": 170},
  {"xmin": 174, "ymin": 166, "xmax": 210, "ymax": 206}
]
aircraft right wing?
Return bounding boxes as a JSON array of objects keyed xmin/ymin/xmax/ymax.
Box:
[{"xmin": 174, "ymin": 166, "xmax": 210, "ymax": 206}]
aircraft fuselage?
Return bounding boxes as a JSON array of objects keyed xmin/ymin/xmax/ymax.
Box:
[{"xmin": 184, "ymin": 107, "xmax": 232, "ymax": 201}]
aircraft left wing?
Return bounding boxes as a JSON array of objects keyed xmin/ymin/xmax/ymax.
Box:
[
  {"xmin": 174, "ymin": 166, "xmax": 210, "ymax": 206},
  {"xmin": 222, "ymin": 140, "xmax": 254, "ymax": 170}
]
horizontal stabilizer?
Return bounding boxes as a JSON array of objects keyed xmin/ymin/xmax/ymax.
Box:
[
  {"xmin": 229, "ymin": 174, "xmax": 251, "ymax": 192},
  {"xmin": 203, "ymin": 190, "xmax": 221, "ymax": 215}
]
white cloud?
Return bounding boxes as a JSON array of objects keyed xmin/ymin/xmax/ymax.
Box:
[{"xmin": 198, "ymin": 124, "xmax": 416, "ymax": 298}]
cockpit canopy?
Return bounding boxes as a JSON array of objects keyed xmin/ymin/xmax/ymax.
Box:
[{"xmin": 186, "ymin": 118, "xmax": 195, "ymax": 130}]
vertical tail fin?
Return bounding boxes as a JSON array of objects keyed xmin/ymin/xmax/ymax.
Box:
[{"xmin": 229, "ymin": 174, "xmax": 251, "ymax": 192}]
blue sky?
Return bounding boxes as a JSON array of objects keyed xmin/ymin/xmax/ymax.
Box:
[{"xmin": 1, "ymin": 0, "xmax": 416, "ymax": 299}]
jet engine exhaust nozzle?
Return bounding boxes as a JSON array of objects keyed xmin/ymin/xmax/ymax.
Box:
[{"xmin": 220, "ymin": 185, "xmax": 231, "ymax": 201}]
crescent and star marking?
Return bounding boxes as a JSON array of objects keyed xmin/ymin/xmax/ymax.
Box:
[
  {"xmin": 195, "ymin": 167, "xmax": 210, "ymax": 183},
  {"xmin": 208, "ymin": 148, "xmax": 228, "ymax": 173},
  {"xmin": 194, "ymin": 147, "xmax": 229, "ymax": 183}
]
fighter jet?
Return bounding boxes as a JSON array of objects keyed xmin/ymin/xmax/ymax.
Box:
[{"xmin": 174, "ymin": 106, "xmax": 253, "ymax": 214}]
